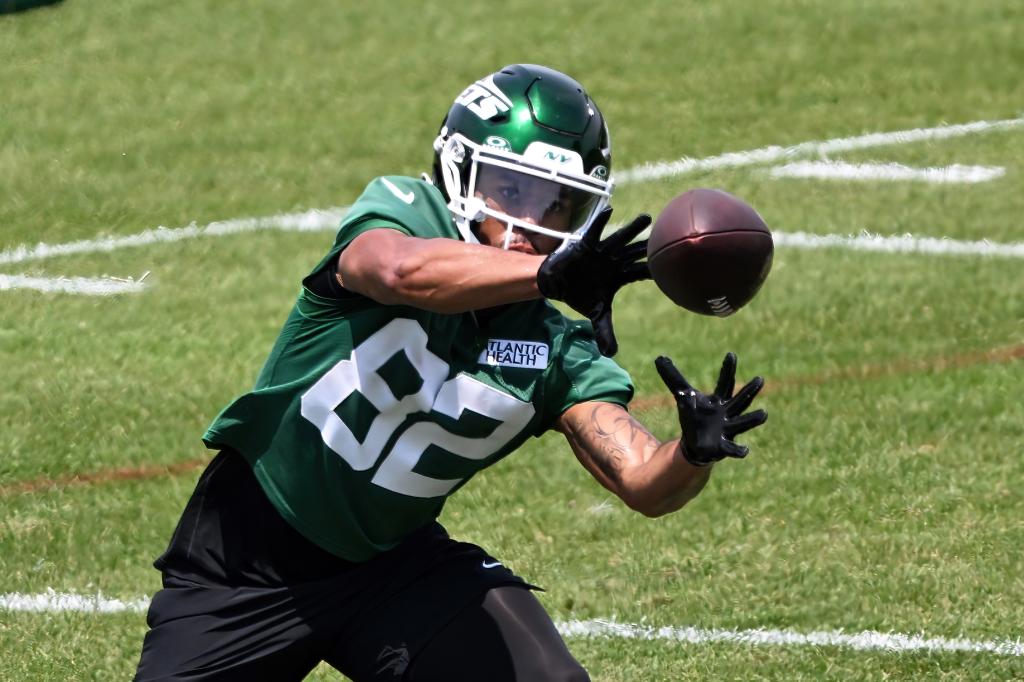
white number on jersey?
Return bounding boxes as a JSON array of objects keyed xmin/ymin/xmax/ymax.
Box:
[{"xmin": 300, "ymin": 319, "xmax": 535, "ymax": 498}]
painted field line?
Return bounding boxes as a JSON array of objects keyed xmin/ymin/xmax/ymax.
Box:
[
  {"xmin": 0, "ymin": 207, "xmax": 348, "ymax": 266},
  {"xmin": 773, "ymin": 230, "xmax": 1024, "ymax": 258},
  {"xmin": 560, "ymin": 619, "xmax": 1024, "ymax": 657},
  {"xmin": 769, "ymin": 161, "xmax": 1005, "ymax": 184},
  {"xmin": 618, "ymin": 115, "xmax": 1024, "ymax": 183},
  {"xmin": 2, "ymin": 592, "xmax": 1021, "ymax": 657},
  {"xmin": 0, "ymin": 273, "xmax": 147, "ymax": 295},
  {"xmin": 1, "ymin": 116, "xmax": 1021, "ymax": 270},
  {"xmin": 0, "ymin": 590, "xmax": 150, "ymax": 614},
  {"xmin": 2, "ymin": 116, "xmax": 1022, "ymax": 278},
  {"xmin": 4, "ymin": 215, "xmax": 1024, "ymax": 276}
]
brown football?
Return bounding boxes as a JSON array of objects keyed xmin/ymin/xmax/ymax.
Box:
[{"xmin": 646, "ymin": 189, "xmax": 773, "ymax": 316}]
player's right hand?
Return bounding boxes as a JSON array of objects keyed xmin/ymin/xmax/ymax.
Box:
[
  {"xmin": 654, "ymin": 353, "xmax": 767, "ymax": 466},
  {"xmin": 536, "ymin": 207, "xmax": 651, "ymax": 357}
]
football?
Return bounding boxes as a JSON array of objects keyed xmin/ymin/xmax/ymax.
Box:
[{"xmin": 646, "ymin": 188, "xmax": 774, "ymax": 316}]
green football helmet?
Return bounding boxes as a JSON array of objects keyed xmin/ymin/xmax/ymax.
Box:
[{"xmin": 432, "ymin": 64, "xmax": 614, "ymax": 251}]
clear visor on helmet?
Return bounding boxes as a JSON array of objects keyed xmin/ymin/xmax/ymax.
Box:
[
  {"xmin": 436, "ymin": 132, "xmax": 613, "ymax": 250},
  {"xmin": 473, "ymin": 163, "xmax": 601, "ymax": 238}
]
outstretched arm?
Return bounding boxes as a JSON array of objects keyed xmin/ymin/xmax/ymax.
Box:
[
  {"xmin": 339, "ymin": 207, "xmax": 651, "ymax": 354},
  {"xmin": 557, "ymin": 401, "xmax": 711, "ymax": 517},
  {"xmin": 338, "ymin": 228, "xmax": 545, "ymax": 313},
  {"xmin": 557, "ymin": 353, "xmax": 768, "ymax": 517}
]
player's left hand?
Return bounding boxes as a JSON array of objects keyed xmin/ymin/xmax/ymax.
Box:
[
  {"xmin": 536, "ymin": 207, "xmax": 652, "ymax": 357},
  {"xmin": 655, "ymin": 352, "xmax": 767, "ymax": 466}
]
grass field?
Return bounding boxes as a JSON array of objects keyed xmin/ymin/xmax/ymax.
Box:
[{"xmin": 2, "ymin": 0, "xmax": 1023, "ymax": 679}]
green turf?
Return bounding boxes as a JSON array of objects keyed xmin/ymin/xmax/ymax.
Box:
[{"xmin": 2, "ymin": 0, "xmax": 1022, "ymax": 679}]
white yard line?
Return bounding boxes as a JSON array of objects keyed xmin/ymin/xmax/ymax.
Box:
[
  {"xmin": 1, "ymin": 117, "xmax": 1020, "ymax": 269},
  {"xmin": 2, "ymin": 223, "xmax": 1021, "ymax": 297},
  {"xmin": 0, "ymin": 274, "xmax": 148, "ymax": 295},
  {"xmin": 617, "ymin": 115, "xmax": 1024, "ymax": 183},
  {"xmin": 769, "ymin": 161, "xmax": 1006, "ymax": 184},
  {"xmin": 0, "ymin": 208, "xmax": 348, "ymax": 267},
  {"xmin": 0, "ymin": 590, "xmax": 150, "ymax": 614},
  {"xmin": 2, "ymin": 591, "xmax": 1020, "ymax": 657},
  {"xmin": 560, "ymin": 619, "xmax": 1024, "ymax": 657},
  {"xmin": 3, "ymin": 220, "xmax": 1020, "ymax": 298},
  {"xmin": 1, "ymin": 116, "xmax": 1022, "ymax": 295},
  {"xmin": 773, "ymin": 230, "xmax": 1024, "ymax": 257}
]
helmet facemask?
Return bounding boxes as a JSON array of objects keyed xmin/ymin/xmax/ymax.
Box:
[{"xmin": 435, "ymin": 132, "xmax": 613, "ymax": 254}]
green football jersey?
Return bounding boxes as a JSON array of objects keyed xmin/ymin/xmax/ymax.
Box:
[{"xmin": 204, "ymin": 176, "xmax": 634, "ymax": 561}]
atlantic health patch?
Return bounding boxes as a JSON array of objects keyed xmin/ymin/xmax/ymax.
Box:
[{"xmin": 478, "ymin": 339, "xmax": 549, "ymax": 369}]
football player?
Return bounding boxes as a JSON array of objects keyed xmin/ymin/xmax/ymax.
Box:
[{"xmin": 134, "ymin": 64, "xmax": 767, "ymax": 681}]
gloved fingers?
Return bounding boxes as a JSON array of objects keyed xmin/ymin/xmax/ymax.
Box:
[
  {"xmin": 619, "ymin": 261, "xmax": 652, "ymax": 285},
  {"xmin": 604, "ymin": 213, "xmax": 652, "ymax": 249},
  {"xmin": 655, "ymin": 356, "xmax": 696, "ymax": 396},
  {"xmin": 583, "ymin": 207, "xmax": 614, "ymax": 247},
  {"xmin": 591, "ymin": 307, "xmax": 618, "ymax": 357},
  {"xmin": 726, "ymin": 376, "xmax": 765, "ymax": 417},
  {"xmin": 724, "ymin": 409, "xmax": 768, "ymax": 437},
  {"xmin": 714, "ymin": 352, "xmax": 737, "ymax": 400},
  {"xmin": 719, "ymin": 440, "xmax": 750, "ymax": 459},
  {"xmin": 616, "ymin": 240, "xmax": 649, "ymax": 263}
]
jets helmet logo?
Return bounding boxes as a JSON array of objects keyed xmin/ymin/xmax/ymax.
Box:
[{"xmin": 455, "ymin": 76, "xmax": 512, "ymax": 121}]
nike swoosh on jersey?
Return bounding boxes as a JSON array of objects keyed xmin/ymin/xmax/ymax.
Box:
[
  {"xmin": 481, "ymin": 560, "xmax": 503, "ymax": 569},
  {"xmin": 381, "ymin": 177, "xmax": 415, "ymax": 204}
]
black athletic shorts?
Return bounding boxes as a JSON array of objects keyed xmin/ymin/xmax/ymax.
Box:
[{"xmin": 134, "ymin": 449, "xmax": 535, "ymax": 681}]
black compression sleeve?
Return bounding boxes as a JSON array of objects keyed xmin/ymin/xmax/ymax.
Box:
[{"xmin": 302, "ymin": 256, "xmax": 351, "ymax": 299}]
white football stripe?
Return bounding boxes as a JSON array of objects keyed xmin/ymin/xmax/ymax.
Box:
[
  {"xmin": 623, "ymin": 226, "xmax": 1024, "ymax": 259},
  {"xmin": 1, "ymin": 116, "xmax": 1022, "ymax": 281},
  {"xmin": 769, "ymin": 161, "xmax": 1005, "ymax": 184},
  {"xmin": 0, "ymin": 590, "xmax": 150, "ymax": 614},
  {"xmin": 0, "ymin": 274, "xmax": 147, "ymax": 295},
  {"xmin": 2, "ymin": 591, "xmax": 1021, "ymax": 657},
  {"xmin": 617, "ymin": 116, "xmax": 1024, "ymax": 183},
  {"xmin": 559, "ymin": 619, "xmax": 1024, "ymax": 657},
  {"xmin": 773, "ymin": 230, "xmax": 1024, "ymax": 258},
  {"xmin": 0, "ymin": 207, "xmax": 348, "ymax": 266}
]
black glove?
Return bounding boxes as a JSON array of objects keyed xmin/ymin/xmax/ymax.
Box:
[
  {"xmin": 536, "ymin": 208, "xmax": 652, "ymax": 357},
  {"xmin": 655, "ymin": 353, "xmax": 767, "ymax": 466}
]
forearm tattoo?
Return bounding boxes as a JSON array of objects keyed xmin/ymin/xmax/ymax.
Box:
[{"xmin": 576, "ymin": 404, "xmax": 661, "ymax": 484}]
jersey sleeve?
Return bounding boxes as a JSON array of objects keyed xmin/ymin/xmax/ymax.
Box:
[
  {"xmin": 540, "ymin": 319, "xmax": 635, "ymax": 428},
  {"xmin": 306, "ymin": 176, "xmax": 459, "ymax": 279}
]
